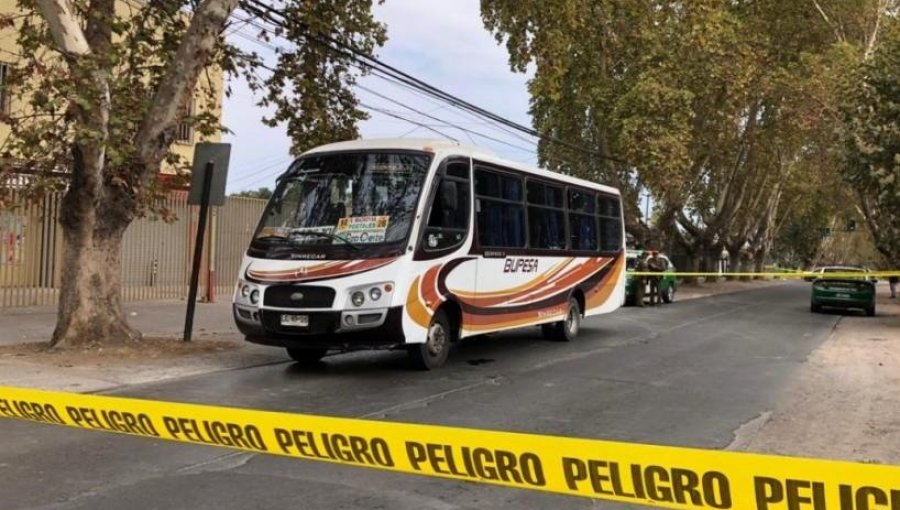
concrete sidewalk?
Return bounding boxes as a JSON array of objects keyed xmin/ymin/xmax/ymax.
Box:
[{"xmin": 0, "ymin": 300, "xmax": 237, "ymax": 346}]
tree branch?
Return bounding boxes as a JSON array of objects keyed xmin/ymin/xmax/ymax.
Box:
[
  {"xmin": 863, "ymin": 0, "xmax": 885, "ymax": 61},
  {"xmin": 134, "ymin": 0, "xmax": 239, "ymax": 175},
  {"xmin": 811, "ymin": 0, "xmax": 844, "ymax": 42},
  {"xmin": 33, "ymin": 0, "xmax": 91, "ymax": 56}
]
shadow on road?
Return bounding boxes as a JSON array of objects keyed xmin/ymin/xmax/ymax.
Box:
[{"xmin": 280, "ymin": 324, "xmax": 618, "ymax": 377}]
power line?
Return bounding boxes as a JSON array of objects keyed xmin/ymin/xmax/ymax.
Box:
[
  {"xmin": 229, "ymin": 8, "xmax": 536, "ymax": 153},
  {"xmin": 228, "ymin": 156, "xmax": 292, "ymax": 185},
  {"xmin": 239, "ymin": 0, "xmax": 628, "ymax": 165},
  {"xmin": 357, "ymin": 85, "xmax": 537, "ymax": 153},
  {"xmin": 358, "ymin": 102, "xmax": 459, "ymax": 141},
  {"xmin": 236, "ymin": 162, "xmax": 291, "ymax": 190}
]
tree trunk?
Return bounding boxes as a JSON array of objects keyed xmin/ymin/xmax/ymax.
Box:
[
  {"xmin": 726, "ymin": 246, "xmax": 741, "ymax": 281},
  {"xmin": 683, "ymin": 252, "xmax": 700, "ymax": 285},
  {"xmin": 753, "ymin": 252, "xmax": 767, "ymax": 280},
  {"xmin": 52, "ymin": 216, "xmax": 138, "ymax": 347}
]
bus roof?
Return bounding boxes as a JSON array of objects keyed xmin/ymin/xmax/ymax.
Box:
[{"xmin": 302, "ymin": 138, "xmax": 621, "ymax": 196}]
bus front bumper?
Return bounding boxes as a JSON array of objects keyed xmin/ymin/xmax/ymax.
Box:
[{"xmin": 233, "ymin": 305, "xmax": 405, "ymax": 350}]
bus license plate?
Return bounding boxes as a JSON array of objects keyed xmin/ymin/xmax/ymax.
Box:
[
  {"xmin": 835, "ymin": 293, "xmax": 850, "ymax": 298},
  {"xmin": 281, "ymin": 314, "xmax": 309, "ymax": 327}
]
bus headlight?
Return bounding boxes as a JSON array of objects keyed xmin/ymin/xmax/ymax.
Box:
[
  {"xmin": 249, "ymin": 289, "xmax": 260, "ymax": 304},
  {"xmin": 241, "ymin": 285, "xmax": 251, "ymax": 298},
  {"xmin": 345, "ymin": 282, "xmax": 394, "ymax": 309}
]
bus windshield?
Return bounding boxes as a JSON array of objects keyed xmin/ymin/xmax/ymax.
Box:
[{"xmin": 252, "ymin": 151, "xmax": 431, "ymax": 255}]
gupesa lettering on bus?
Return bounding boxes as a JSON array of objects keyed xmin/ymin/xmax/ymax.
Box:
[
  {"xmin": 405, "ymin": 441, "xmax": 546, "ymax": 487},
  {"xmin": 561, "ymin": 457, "xmax": 731, "ymax": 509}
]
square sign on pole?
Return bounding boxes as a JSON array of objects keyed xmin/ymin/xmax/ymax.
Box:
[
  {"xmin": 187, "ymin": 143, "xmax": 231, "ymax": 206},
  {"xmin": 184, "ymin": 142, "xmax": 231, "ymax": 341}
]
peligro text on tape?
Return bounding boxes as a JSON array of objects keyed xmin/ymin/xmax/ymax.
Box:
[{"xmin": 2, "ymin": 386, "xmax": 900, "ymax": 510}]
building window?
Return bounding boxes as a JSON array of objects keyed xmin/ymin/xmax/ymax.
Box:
[
  {"xmin": 175, "ymin": 99, "xmax": 194, "ymax": 143},
  {"xmin": 0, "ymin": 62, "xmax": 11, "ymax": 115}
]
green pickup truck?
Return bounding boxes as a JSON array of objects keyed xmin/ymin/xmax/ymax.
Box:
[{"xmin": 625, "ymin": 249, "xmax": 677, "ymax": 305}]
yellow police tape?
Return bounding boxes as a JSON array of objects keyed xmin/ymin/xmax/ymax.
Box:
[
  {"xmin": 628, "ymin": 271, "xmax": 900, "ymax": 278},
  {"xmin": 2, "ymin": 385, "xmax": 899, "ymax": 510}
]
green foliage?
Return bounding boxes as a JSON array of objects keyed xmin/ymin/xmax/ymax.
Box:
[
  {"xmin": 840, "ymin": 16, "xmax": 900, "ymax": 266},
  {"xmin": 231, "ymin": 186, "xmax": 272, "ymax": 199},
  {"xmin": 482, "ymin": 0, "xmax": 892, "ymax": 269},
  {"xmin": 233, "ymin": 0, "xmax": 387, "ymax": 155}
]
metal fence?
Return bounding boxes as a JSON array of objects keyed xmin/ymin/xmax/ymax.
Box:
[
  {"xmin": 214, "ymin": 196, "xmax": 266, "ymax": 297},
  {"xmin": 0, "ymin": 191, "xmax": 266, "ymax": 309}
]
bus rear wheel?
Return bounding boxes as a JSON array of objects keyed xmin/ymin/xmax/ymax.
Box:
[
  {"xmin": 409, "ymin": 310, "xmax": 452, "ymax": 370},
  {"xmin": 542, "ymin": 297, "xmax": 581, "ymax": 342},
  {"xmin": 286, "ymin": 347, "xmax": 328, "ymax": 366}
]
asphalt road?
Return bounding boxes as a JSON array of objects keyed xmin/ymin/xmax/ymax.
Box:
[{"xmin": 0, "ymin": 282, "xmax": 841, "ymax": 510}]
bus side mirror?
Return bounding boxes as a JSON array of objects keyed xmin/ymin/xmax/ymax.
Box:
[{"xmin": 441, "ymin": 181, "xmax": 458, "ymax": 210}]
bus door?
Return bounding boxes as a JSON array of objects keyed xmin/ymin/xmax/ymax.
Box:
[{"xmin": 416, "ymin": 157, "xmax": 476, "ymax": 315}]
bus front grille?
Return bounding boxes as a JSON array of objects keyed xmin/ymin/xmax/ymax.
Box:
[{"xmin": 263, "ymin": 285, "xmax": 336, "ymax": 308}]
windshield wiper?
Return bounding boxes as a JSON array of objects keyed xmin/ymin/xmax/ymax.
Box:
[
  {"xmin": 293, "ymin": 231, "xmax": 361, "ymax": 250},
  {"xmin": 254, "ymin": 235, "xmax": 290, "ymax": 243}
]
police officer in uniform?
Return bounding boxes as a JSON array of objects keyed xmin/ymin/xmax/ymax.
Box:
[
  {"xmin": 634, "ymin": 253, "xmax": 648, "ymax": 307},
  {"xmin": 647, "ymin": 250, "xmax": 664, "ymax": 306}
]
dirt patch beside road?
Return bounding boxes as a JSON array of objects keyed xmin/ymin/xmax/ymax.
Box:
[
  {"xmin": 0, "ymin": 336, "xmax": 287, "ymax": 393},
  {"xmin": 732, "ymin": 293, "xmax": 900, "ymax": 464}
]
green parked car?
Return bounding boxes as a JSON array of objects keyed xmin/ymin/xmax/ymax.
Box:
[
  {"xmin": 810, "ymin": 278, "xmax": 876, "ymax": 316},
  {"xmin": 625, "ymin": 249, "xmax": 677, "ymax": 305}
]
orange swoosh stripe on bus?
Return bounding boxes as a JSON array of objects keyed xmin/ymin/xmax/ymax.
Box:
[
  {"xmin": 455, "ymin": 258, "xmax": 608, "ymax": 308},
  {"xmin": 586, "ymin": 254, "xmax": 625, "ymax": 309},
  {"xmin": 246, "ymin": 257, "xmax": 398, "ymax": 283},
  {"xmin": 406, "ymin": 275, "xmax": 435, "ymax": 329},
  {"xmin": 407, "ymin": 251, "xmax": 623, "ymax": 331},
  {"xmin": 500, "ymin": 258, "xmax": 612, "ymax": 307}
]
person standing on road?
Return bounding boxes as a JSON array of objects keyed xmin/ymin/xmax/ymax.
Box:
[
  {"xmin": 647, "ymin": 250, "xmax": 659, "ymax": 306},
  {"xmin": 635, "ymin": 253, "xmax": 648, "ymax": 307},
  {"xmin": 647, "ymin": 251, "xmax": 664, "ymax": 306},
  {"xmin": 890, "ymin": 274, "xmax": 899, "ymax": 299}
]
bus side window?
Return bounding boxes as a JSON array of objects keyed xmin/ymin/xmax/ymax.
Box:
[
  {"xmin": 474, "ymin": 167, "xmax": 526, "ymax": 248},
  {"xmin": 597, "ymin": 195, "xmax": 623, "ymax": 252},
  {"xmin": 568, "ymin": 188, "xmax": 598, "ymax": 251},
  {"xmin": 423, "ymin": 161, "xmax": 470, "ymax": 251}
]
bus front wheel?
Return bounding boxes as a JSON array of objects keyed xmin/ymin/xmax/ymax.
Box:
[{"xmin": 409, "ymin": 310, "xmax": 452, "ymax": 370}]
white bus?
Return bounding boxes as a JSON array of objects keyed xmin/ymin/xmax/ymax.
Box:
[{"xmin": 233, "ymin": 139, "xmax": 626, "ymax": 369}]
